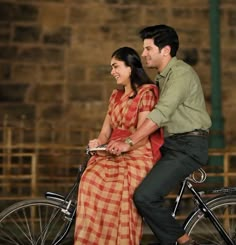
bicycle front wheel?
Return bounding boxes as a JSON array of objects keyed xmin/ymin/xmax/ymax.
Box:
[
  {"xmin": 184, "ymin": 194, "xmax": 236, "ymax": 245},
  {"xmin": 0, "ymin": 199, "xmax": 75, "ymax": 245}
]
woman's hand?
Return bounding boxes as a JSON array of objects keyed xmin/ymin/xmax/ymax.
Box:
[{"xmin": 88, "ymin": 138, "xmax": 101, "ymax": 149}]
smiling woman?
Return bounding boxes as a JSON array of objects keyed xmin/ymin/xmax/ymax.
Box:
[
  {"xmin": 110, "ymin": 57, "xmax": 132, "ymax": 88},
  {"xmin": 73, "ymin": 47, "xmax": 163, "ymax": 245}
]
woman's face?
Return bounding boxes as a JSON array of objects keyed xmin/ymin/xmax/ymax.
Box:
[{"xmin": 110, "ymin": 57, "xmax": 131, "ymax": 87}]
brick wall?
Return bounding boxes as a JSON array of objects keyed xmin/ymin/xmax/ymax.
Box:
[{"xmin": 0, "ymin": 0, "xmax": 236, "ymax": 145}]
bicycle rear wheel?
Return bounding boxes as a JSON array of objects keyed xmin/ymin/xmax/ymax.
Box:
[
  {"xmin": 0, "ymin": 199, "xmax": 75, "ymax": 245},
  {"xmin": 184, "ymin": 194, "xmax": 236, "ymax": 245}
]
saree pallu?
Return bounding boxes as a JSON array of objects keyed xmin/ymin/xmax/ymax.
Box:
[{"xmin": 74, "ymin": 84, "xmax": 163, "ymax": 245}]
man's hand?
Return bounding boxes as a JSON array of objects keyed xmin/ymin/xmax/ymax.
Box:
[
  {"xmin": 106, "ymin": 119, "xmax": 158, "ymax": 155},
  {"xmin": 107, "ymin": 140, "xmax": 131, "ymax": 155}
]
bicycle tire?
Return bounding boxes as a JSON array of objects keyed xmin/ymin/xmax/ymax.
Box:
[
  {"xmin": 184, "ymin": 194, "xmax": 236, "ymax": 245},
  {"xmin": 0, "ymin": 199, "xmax": 75, "ymax": 245}
]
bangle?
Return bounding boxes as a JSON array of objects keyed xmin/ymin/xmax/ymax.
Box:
[{"xmin": 125, "ymin": 137, "xmax": 134, "ymax": 146}]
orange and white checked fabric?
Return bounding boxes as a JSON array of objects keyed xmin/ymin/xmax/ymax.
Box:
[{"xmin": 74, "ymin": 84, "xmax": 163, "ymax": 245}]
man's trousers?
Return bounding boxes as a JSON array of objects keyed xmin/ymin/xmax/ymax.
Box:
[{"xmin": 133, "ymin": 135, "xmax": 209, "ymax": 244}]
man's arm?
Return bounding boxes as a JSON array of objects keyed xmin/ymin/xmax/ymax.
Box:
[
  {"xmin": 129, "ymin": 118, "xmax": 159, "ymax": 145},
  {"xmin": 107, "ymin": 118, "xmax": 159, "ymax": 155}
]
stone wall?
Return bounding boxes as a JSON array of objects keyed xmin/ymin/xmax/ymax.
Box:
[{"xmin": 0, "ymin": 0, "xmax": 236, "ymax": 145}]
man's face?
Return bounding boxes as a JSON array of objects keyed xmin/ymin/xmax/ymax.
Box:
[{"xmin": 141, "ymin": 38, "xmax": 164, "ymax": 70}]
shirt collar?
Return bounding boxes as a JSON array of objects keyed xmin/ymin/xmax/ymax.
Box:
[{"xmin": 156, "ymin": 56, "xmax": 178, "ymax": 80}]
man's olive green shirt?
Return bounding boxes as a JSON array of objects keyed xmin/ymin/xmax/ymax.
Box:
[{"xmin": 147, "ymin": 57, "xmax": 212, "ymax": 135}]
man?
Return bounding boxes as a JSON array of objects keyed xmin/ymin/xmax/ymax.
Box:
[{"xmin": 107, "ymin": 24, "xmax": 212, "ymax": 245}]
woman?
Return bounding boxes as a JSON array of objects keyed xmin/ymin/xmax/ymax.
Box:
[{"xmin": 74, "ymin": 47, "xmax": 163, "ymax": 245}]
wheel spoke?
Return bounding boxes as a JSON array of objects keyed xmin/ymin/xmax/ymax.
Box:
[{"xmin": 0, "ymin": 199, "xmax": 74, "ymax": 245}]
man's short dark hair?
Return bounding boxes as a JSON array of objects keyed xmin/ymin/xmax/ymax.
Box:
[{"xmin": 139, "ymin": 24, "xmax": 179, "ymax": 57}]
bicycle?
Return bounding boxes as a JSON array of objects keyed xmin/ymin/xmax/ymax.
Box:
[{"xmin": 0, "ymin": 148, "xmax": 236, "ymax": 245}]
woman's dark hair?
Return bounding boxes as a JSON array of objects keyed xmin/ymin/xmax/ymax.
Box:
[
  {"xmin": 139, "ymin": 24, "xmax": 179, "ymax": 57},
  {"xmin": 111, "ymin": 47, "xmax": 154, "ymax": 98}
]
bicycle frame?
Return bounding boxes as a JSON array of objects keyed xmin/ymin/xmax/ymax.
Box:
[
  {"xmin": 172, "ymin": 170, "xmax": 235, "ymax": 245},
  {"xmin": 47, "ymin": 165, "xmax": 235, "ymax": 245},
  {"xmin": 186, "ymin": 181, "xmax": 234, "ymax": 245}
]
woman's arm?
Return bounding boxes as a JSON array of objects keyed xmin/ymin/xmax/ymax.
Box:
[
  {"xmin": 88, "ymin": 114, "xmax": 112, "ymax": 148},
  {"xmin": 97, "ymin": 114, "xmax": 112, "ymax": 144}
]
